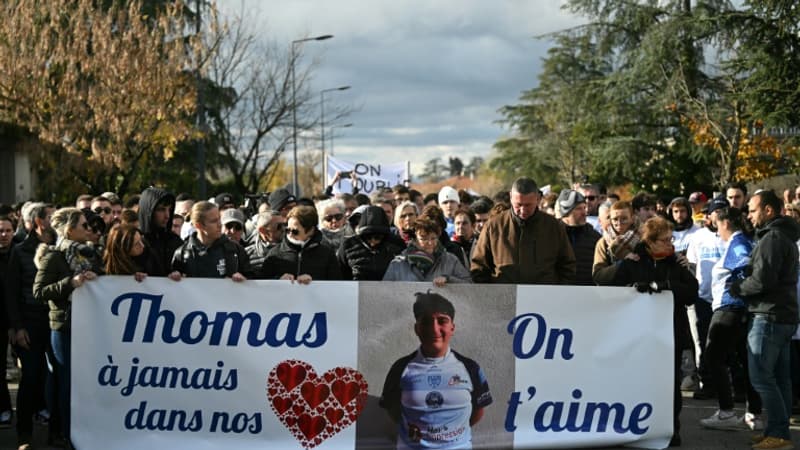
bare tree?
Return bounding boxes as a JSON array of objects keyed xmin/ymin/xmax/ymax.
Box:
[{"xmin": 204, "ymin": 8, "xmax": 351, "ymax": 195}]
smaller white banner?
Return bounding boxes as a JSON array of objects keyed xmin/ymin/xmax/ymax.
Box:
[{"xmin": 327, "ymin": 155, "xmax": 408, "ymax": 194}]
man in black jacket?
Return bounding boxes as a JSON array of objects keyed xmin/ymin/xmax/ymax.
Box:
[
  {"xmin": 136, "ymin": 187, "xmax": 183, "ymax": 276},
  {"xmin": 5, "ymin": 203, "xmax": 59, "ymax": 447},
  {"xmin": 731, "ymin": 190, "xmax": 800, "ymax": 450}
]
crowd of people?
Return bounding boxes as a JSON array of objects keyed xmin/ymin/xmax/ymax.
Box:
[{"xmin": 0, "ymin": 173, "xmax": 799, "ymax": 449}]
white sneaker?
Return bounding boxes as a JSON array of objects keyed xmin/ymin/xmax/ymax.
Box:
[
  {"xmin": 743, "ymin": 412, "xmax": 764, "ymax": 431},
  {"xmin": 680, "ymin": 375, "xmax": 699, "ymax": 391},
  {"xmin": 700, "ymin": 409, "xmax": 746, "ymax": 430}
]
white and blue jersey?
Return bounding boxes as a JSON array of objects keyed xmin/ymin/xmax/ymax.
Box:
[
  {"xmin": 710, "ymin": 231, "xmax": 754, "ymax": 310},
  {"xmin": 380, "ymin": 348, "xmax": 492, "ymax": 449}
]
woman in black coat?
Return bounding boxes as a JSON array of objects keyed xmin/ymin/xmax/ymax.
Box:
[
  {"xmin": 596, "ymin": 216, "xmax": 698, "ymax": 447},
  {"xmin": 259, "ymin": 206, "xmax": 341, "ymax": 283}
]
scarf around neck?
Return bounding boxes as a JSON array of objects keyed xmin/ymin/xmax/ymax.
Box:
[
  {"xmin": 406, "ymin": 241, "xmax": 441, "ymax": 275},
  {"xmin": 603, "ymin": 224, "xmax": 640, "ymax": 261},
  {"xmin": 57, "ymin": 238, "xmax": 96, "ymax": 275}
]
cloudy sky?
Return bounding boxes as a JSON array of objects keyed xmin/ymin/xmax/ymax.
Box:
[{"xmin": 221, "ymin": 1, "xmax": 583, "ymax": 177}]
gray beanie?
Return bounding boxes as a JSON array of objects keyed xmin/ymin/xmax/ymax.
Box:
[{"xmin": 557, "ymin": 189, "xmax": 586, "ymax": 217}]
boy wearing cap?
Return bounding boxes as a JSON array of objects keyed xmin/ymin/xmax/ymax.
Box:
[
  {"xmin": 557, "ymin": 189, "xmax": 601, "ymax": 285},
  {"xmin": 221, "ymin": 208, "xmax": 246, "ymax": 246},
  {"xmin": 380, "ymin": 292, "xmax": 492, "ymax": 449}
]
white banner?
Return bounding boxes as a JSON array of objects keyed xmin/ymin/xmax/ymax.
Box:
[
  {"xmin": 326, "ymin": 155, "xmax": 409, "ymax": 195},
  {"xmin": 72, "ymin": 278, "xmax": 673, "ymax": 449}
]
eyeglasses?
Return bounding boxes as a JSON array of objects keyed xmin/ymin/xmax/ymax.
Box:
[
  {"xmin": 80, "ymin": 222, "xmax": 91, "ymax": 230},
  {"xmin": 655, "ymin": 236, "xmax": 675, "ymax": 244},
  {"xmin": 272, "ymin": 223, "xmax": 286, "ymax": 230},
  {"xmin": 400, "ymin": 213, "xmax": 416, "ymax": 219},
  {"xmin": 286, "ymin": 228, "xmax": 301, "ymax": 236},
  {"xmin": 363, "ymin": 234, "xmax": 383, "ymax": 242},
  {"xmin": 94, "ymin": 207, "xmax": 112, "ymax": 215},
  {"xmin": 324, "ymin": 213, "xmax": 344, "ymax": 222},
  {"xmin": 585, "ymin": 196, "xmax": 597, "ymax": 201},
  {"xmin": 225, "ymin": 223, "xmax": 243, "ymax": 231}
]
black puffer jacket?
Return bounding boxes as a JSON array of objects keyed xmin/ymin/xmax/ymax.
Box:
[
  {"xmin": 337, "ymin": 206, "xmax": 405, "ymax": 280},
  {"xmin": 136, "ymin": 187, "xmax": 183, "ymax": 276},
  {"xmin": 732, "ymin": 216, "xmax": 800, "ymax": 323},
  {"xmin": 260, "ymin": 230, "xmax": 341, "ymax": 280},
  {"xmin": 5, "ymin": 232, "xmax": 50, "ymax": 329}
]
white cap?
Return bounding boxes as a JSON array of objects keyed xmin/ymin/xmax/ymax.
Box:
[{"xmin": 438, "ymin": 186, "xmax": 460, "ymax": 205}]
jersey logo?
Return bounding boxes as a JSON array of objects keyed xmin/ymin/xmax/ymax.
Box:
[
  {"xmin": 428, "ymin": 375, "xmax": 442, "ymax": 388},
  {"xmin": 216, "ymin": 258, "xmax": 226, "ymax": 276},
  {"xmin": 448, "ymin": 375, "xmax": 468, "ymax": 386},
  {"xmin": 425, "ymin": 391, "xmax": 444, "ymax": 409}
]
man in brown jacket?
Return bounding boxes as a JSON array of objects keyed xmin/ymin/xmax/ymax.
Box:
[{"xmin": 470, "ymin": 177, "xmax": 576, "ymax": 284}]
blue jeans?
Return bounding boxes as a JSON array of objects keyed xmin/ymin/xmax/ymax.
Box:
[
  {"xmin": 51, "ymin": 330, "xmax": 71, "ymax": 441},
  {"xmin": 748, "ymin": 316, "xmax": 797, "ymax": 440}
]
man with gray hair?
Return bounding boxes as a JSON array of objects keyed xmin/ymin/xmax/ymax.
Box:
[
  {"xmin": 246, "ymin": 210, "xmax": 286, "ymax": 274},
  {"xmin": 471, "ymin": 177, "xmax": 576, "ymax": 284}
]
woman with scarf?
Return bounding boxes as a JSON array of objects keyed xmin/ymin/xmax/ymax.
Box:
[
  {"xmin": 596, "ymin": 216, "xmax": 698, "ymax": 447},
  {"xmin": 393, "ymin": 201, "xmax": 419, "ymax": 244},
  {"xmin": 383, "ymin": 217, "xmax": 471, "ymax": 286},
  {"xmin": 592, "ymin": 200, "xmax": 640, "ymax": 284},
  {"xmin": 33, "ymin": 207, "xmax": 103, "ymax": 447}
]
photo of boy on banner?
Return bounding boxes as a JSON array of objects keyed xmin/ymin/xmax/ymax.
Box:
[{"xmin": 379, "ymin": 291, "xmax": 493, "ymax": 449}]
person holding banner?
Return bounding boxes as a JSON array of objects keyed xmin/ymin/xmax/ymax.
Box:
[
  {"xmin": 259, "ymin": 205, "xmax": 341, "ymax": 283},
  {"xmin": 103, "ymin": 224, "xmax": 147, "ymax": 281},
  {"xmin": 170, "ymin": 201, "xmax": 251, "ymax": 281},
  {"xmin": 383, "ymin": 217, "xmax": 471, "ymax": 286},
  {"xmin": 379, "ymin": 291, "xmax": 492, "ymax": 449},
  {"xmin": 596, "ymin": 216, "xmax": 698, "ymax": 447},
  {"xmin": 33, "ymin": 207, "xmax": 102, "ymax": 448},
  {"xmin": 338, "ymin": 205, "xmax": 404, "ymax": 281}
]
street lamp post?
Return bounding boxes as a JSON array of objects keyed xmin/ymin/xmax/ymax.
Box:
[
  {"xmin": 320, "ymin": 85, "xmax": 350, "ymax": 188},
  {"xmin": 329, "ymin": 123, "xmax": 353, "ymax": 157},
  {"xmin": 291, "ymin": 34, "xmax": 333, "ymax": 196}
]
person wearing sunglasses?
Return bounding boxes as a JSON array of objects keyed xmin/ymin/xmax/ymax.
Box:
[
  {"xmin": 383, "ymin": 217, "xmax": 471, "ymax": 286},
  {"xmin": 338, "ymin": 205, "xmax": 405, "ymax": 281},
  {"xmin": 33, "ymin": 207, "xmax": 102, "ymax": 448},
  {"xmin": 317, "ymin": 198, "xmax": 352, "ymax": 251},
  {"xmin": 221, "ymin": 208, "xmax": 247, "ymax": 246},
  {"xmin": 259, "ymin": 205, "xmax": 341, "ymax": 283},
  {"xmin": 579, "ymin": 183, "xmax": 601, "ymax": 232},
  {"xmin": 170, "ymin": 201, "xmax": 252, "ymax": 281},
  {"xmin": 246, "ymin": 211, "xmax": 286, "ymax": 274},
  {"xmin": 90, "ymin": 195, "xmax": 114, "ymax": 227}
]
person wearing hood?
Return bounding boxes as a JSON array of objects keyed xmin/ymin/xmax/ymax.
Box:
[
  {"xmin": 557, "ymin": 189, "xmax": 601, "ymax": 285},
  {"xmin": 136, "ymin": 187, "xmax": 183, "ymax": 276},
  {"xmin": 730, "ymin": 190, "xmax": 800, "ymax": 450},
  {"xmin": 338, "ymin": 205, "xmax": 405, "ymax": 281},
  {"xmin": 170, "ymin": 201, "xmax": 252, "ymax": 281},
  {"xmin": 668, "ymin": 196, "xmax": 700, "ymax": 255},
  {"xmin": 471, "ymin": 177, "xmax": 576, "ymax": 284},
  {"xmin": 383, "ymin": 217, "xmax": 471, "ymax": 286},
  {"xmin": 259, "ymin": 205, "xmax": 340, "ymax": 283},
  {"xmin": 596, "ymin": 216, "xmax": 698, "ymax": 447}
]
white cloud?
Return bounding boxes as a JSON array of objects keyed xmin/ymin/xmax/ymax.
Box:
[{"xmin": 218, "ymin": 1, "xmax": 583, "ymax": 174}]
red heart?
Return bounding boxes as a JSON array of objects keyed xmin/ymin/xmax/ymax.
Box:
[
  {"xmin": 325, "ymin": 408, "xmax": 344, "ymax": 425},
  {"xmin": 268, "ymin": 360, "xmax": 368, "ymax": 449},
  {"xmin": 301, "ymin": 381, "xmax": 330, "ymax": 409},
  {"xmin": 272, "ymin": 396, "xmax": 291, "ymax": 414},
  {"xmin": 297, "ymin": 413, "xmax": 327, "ymax": 440},
  {"xmin": 276, "ymin": 361, "xmax": 307, "ymax": 392},
  {"xmin": 331, "ymin": 380, "xmax": 360, "ymax": 407}
]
